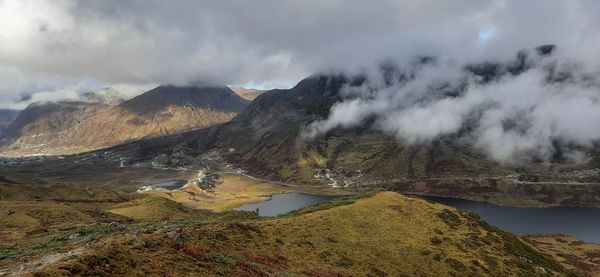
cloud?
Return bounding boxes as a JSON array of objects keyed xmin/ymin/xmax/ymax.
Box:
[
  {"xmin": 1, "ymin": 1, "xmax": 599, "ymax": 87},
  {"xmin": 308, "ymin": 49, "xmax": 600, "ymax": 164},
  {"xmin": 1, "ymin": 0, "xmax": 600, "ymax": 158}
]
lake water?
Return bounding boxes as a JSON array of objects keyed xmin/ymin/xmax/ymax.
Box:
[
  {"xmin": 423, "ymin": 196, "xmax": 600, "ymax": 243},
  {"xmin": 154, "ymin": 179, "xmax": 187, "ymax": 190},
  {"xmin": 235, "ymin": 192, "xmax": 600, "ymax": 243},
  {"xmin": 235, "ymin": 192, "xmax": 337, "ymax": 217}
]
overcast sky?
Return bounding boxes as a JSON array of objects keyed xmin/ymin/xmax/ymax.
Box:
[{"xmin": 0, "ymin": 0, "xmax": 599, "ymax": 109}]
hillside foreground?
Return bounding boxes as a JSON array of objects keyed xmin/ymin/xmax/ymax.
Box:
[{"xmin": 2, "ymin": 184, "xmax": 598, "ymax": 276}]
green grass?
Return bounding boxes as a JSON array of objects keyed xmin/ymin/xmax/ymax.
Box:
[
  {"xmin": 282, "ymin": 191, "xmax": 378, "ymax": 217},
  {"xmin": 207, "ymin": 253, "xmax": 236, "ymax": 267}
]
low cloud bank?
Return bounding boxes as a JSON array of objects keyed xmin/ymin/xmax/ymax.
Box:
[{"xmin": 308, "ymin": 47, "xmax": 600, "ymax": 164}]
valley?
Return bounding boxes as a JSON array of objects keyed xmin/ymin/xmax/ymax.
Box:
[
  {"xmin": 0, "ymin": 47, "xmax": 598, "ymax": 277},
  {"xmin": 2, "ymin": 2, "xmax": 600, "ymax": 276},
  {"xmin": 1, "ymin": 145, "xmax": 599, "ymax": 275}
]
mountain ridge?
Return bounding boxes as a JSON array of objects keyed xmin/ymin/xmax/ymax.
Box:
[{"xmin": 0, "ymin": 85, "xmax": 248, "ymax": 155}]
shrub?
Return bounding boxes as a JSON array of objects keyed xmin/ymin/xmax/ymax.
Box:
[
  {"xmin": 208, "ymin": 253, "xmax": 236, "ymax": 267},
  {"xmin": 430, "ymin": 237, "xmax": 443, "ymax": 245},
  {"xmin": 436, "ymin": 209, "xmax": 462, "ymax": 228},
  {"xmin": 445, "ymin": 258, "xmax": 467, "ymax": 271}
]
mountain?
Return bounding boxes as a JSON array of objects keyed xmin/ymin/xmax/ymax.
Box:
[
  {"xmin": 209, "ymin": 75, "xmax": 508, "ymax": 183},
  {"xmin": 0, "ymin": 85, "xmax": 248, "ymax": 155},
  {"xmin": 229, "ymin": 86, "xmax": 267, "ymax": 100},
  {"xmin": 81, "ymin": 87, "xmax": 126, "ymax": 105},
  {"xmin": 0, "ymin": 109, "xmax": 19, "ymax": 136},
  {"xmin": 122, "ymin": 46, "xmax": 600, "ymax": 207},
  {"xmin": 0, "ymin": 101, "xmax": 103, "ymax": 148},
  {"xmin": 70, "ymin": 85, "xmax": 248, "ymax": 148}
]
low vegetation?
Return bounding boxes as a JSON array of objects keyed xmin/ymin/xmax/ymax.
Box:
[
  {"xmin": 524, "ymin": 234, "xmax": 600, "ymax": 276},
  {"xmin": 29, "ymin": 192, "xmax": 579, "ymax": 276},
  {"xmin": 0, "ymin": 171, "xmax": 595, "ymax": 276}
]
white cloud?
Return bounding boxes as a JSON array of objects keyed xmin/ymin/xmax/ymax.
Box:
[
  {"xmin": 308, "ymin": 51, "xmax": 600, "ymax": 163},
  {"xmin": 1, "ymin": 0, "xmax": 600, "ymax": 162}
]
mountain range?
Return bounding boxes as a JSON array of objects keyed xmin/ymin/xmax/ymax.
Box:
[
  {"xmin": 1, "ymin": 46, "xmax": 599, "ymax": 207},
  {"xmin": 0, "ymin": 85, "xmax": 248, "ymax": 155},
  {"xmin": 105, "ymin": 46, "xmax": 600, "ymax": 207}
]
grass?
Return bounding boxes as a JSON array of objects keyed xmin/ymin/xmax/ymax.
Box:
[
  {"xmin": 107, "ymin": 194, "xmax": 196, "ymax": 221},
  {"xmin": 0, "ymin": 201, "xmax": 129, "ymax": 243},
  {"xmin": 0, "ymin": 223, "xmax": 123, "ymax": 261},
  {"xmin": 523, "ymin": 234, "xmax": 600, "ymax": 276},
  {"xmin": 282, "ymin": 190, "xmax": 377, "ymax": 217},
  {"xmin": 0, "ymin": 183, "xmax": 123, "ymax": 202},
  {"xmin": 140, "ymin": 173, "xmax": 289, "ymax": 212},
  {"xmin": 34, "ymin": 191, "xmax": 575, "ymax": 276}
]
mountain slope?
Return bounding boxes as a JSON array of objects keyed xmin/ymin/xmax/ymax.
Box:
[
  {"xmin": 229, "ymin": 86, "xmax": 267, "ymax": 100},
  {"xmin": 116, "ymin": 47, "xmax": 600, "ymax": 207},
  {"xmin": 33, "ymin": 192, "xmax": 572, "ymax": 276},
  {"xmin": 0, "ymin": 85, "xmax": 249, "ymax": 155},
  {"xmin": 194, "ymin": 75, "xmax": 509, "ymax": 184},
  {"xmin": 0, "ymin": 101, "xmax": 104, "ymax": 150},
  {"xmin": 64, "ymin": 85, "xmax": 248, "ymax": 149},
  {"xmin": 0, "ymin": 109, "xmax": 19, "ymax": 136}
]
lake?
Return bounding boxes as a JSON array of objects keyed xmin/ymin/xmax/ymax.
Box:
[
  {"xmin": 235, "ymin": 192, "xmax": 600, "ymax": 243},
  {"xmin": 423, "ymin": 196, "xmax": 600, "ymax": 243},
  {"xmin": 235, "ymin": 192, "xmax": 337, "ymax": 217}
]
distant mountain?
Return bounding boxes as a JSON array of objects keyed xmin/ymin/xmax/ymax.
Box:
[
  {"xmin": 0, "ymin": 85, "xmax": 248, "ymax": 155},
  {"xmin": 0, "ymin": 109, "xmax": 19, "ymax": 136},
  {"xmin": 1, "ymin": 101, "xmax": 100, "ymax": 142},
  {"xmin": 120, "ymin": 85, "xmax": 247, "ymax": 115},
  {"xmin": 70, "ymin": 85, "xmax": 248, "ymax": 148},
  {"xmin": 229, "ymin": 86, "xmax": 267, "ymax": 100}
]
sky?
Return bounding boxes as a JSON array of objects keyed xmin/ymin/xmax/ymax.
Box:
[{"xmin": 1, "ymin": 0, "xmax": 599, "ymax": 109}]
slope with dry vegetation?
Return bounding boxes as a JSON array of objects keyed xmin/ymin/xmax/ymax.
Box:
[{"xmin": 26, "ymin": 192, "xmax": 579, "ymax": 276}]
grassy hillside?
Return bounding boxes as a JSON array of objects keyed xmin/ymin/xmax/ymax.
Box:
[
  {"xmin": 524, "ymin": 235, "xmax": 600, "ymax": 276},
  {"xmin": 30, "ymin": 192, "xmax": 574, "ymax": 276}
]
